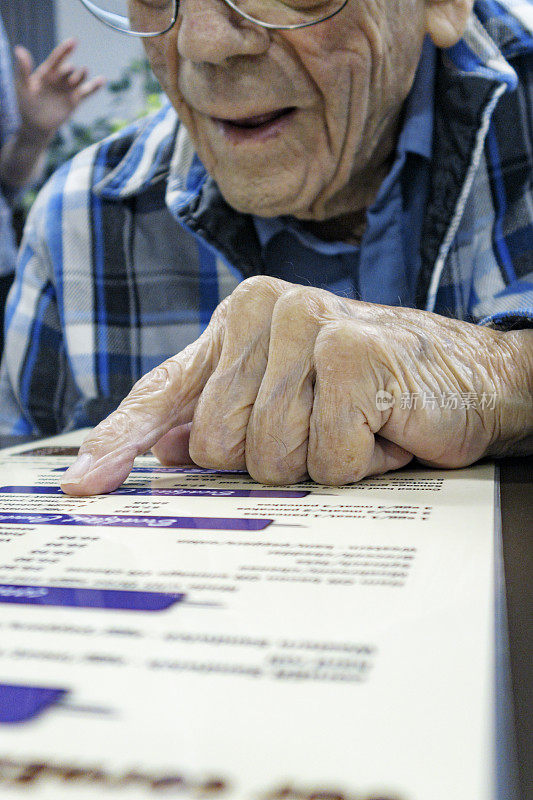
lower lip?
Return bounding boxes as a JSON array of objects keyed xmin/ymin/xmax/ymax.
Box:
[{"xmin": 213, "ymin": 109, "xmax": 296, "ymax": 144}]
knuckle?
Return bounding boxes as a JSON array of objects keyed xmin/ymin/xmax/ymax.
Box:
[
  {"xmin": 314, "ymin": 322, "xmax": 349, "ymax": 365},
  {"xmin": 223, "ymin": 276, "xmax": 285, "ymax": 328},
  {"xmin": 272, "ymin": 285, "xmax": 322, "ymax": 322},
  {"xmin": 314, "ymin": 319, "xmax": 393, "ymax": 378},
  {"xmin": 239, "ymin": 274, "xmax": 282, "ymax": 293},
  {"xmin": 228, "ymin": 275, "xmax": 286, "ymax": 306},
  {"xmin": 80, "ymin": 408, "xmax": 141, "ymax": 464},
  {"xmin": 313, "ymin": 324, "xmax": 366, "ymax": 390},
  {"xmin": 127, "ymin": 359, "xmax": 182, "ymax": 416}
]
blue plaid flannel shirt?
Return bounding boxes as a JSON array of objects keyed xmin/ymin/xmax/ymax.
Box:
[
  {"xmin": 1, "ymin": 0, "xmax": 532, "ymax": 437},
  {"xmin": 0, "ymin": 13, "xmax": 20, "ymax": 277}
]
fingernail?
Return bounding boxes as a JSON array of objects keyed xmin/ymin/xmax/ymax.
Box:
[{"xmin": 61, "ymin": 453, "xmax": 93, "ymax": 486}]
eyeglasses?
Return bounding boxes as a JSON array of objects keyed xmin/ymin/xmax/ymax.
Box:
[{"xmin": 78, "ymin": 0, "xmax": 349, "ymax": 35}]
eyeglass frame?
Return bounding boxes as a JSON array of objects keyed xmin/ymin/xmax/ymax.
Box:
[{"xmin": 79, "ymin": 0, "xmax": 349, "ymax": 35}]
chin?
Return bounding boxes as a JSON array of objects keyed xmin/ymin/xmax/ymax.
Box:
[
  {"xmin": 216, "ymin": 174, "xmax": 313, "ymax": 219},
  {"xmin": 224, "ymin": 194, "xmax": 301, "ymax": 218}
]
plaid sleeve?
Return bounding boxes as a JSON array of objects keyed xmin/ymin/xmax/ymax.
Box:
[{"xmin": 0, "ymin": 171, "xmax": 80, "ymax": 437}]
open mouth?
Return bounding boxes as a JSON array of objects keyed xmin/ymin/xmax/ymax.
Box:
[
  {"xmin": 226, "ymin": 108, "xmax": 295, "ymax": 127},
  {"xmin": 214, "ymin": 107, "xmax": 296, "ymax": 140}
]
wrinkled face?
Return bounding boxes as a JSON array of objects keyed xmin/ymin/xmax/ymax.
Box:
[{"xmin": 143, "ymin": 0, "xmax": 427, "ymax": 220}]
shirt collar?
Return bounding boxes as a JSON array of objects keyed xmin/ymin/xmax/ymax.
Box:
[{"xmin": 397, "ymin": 35, "xmax": 436, "ymax": 160}]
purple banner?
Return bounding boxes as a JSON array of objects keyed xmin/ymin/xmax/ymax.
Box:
[
  {"xmin": 0, "ymin": 512, "xmax": 272, "ymax": 530},
  {"xmin": 54, "ymin": 466, "xmax": 246, "ymax": 474},
  {"xmin": 0, "ymin": 584, "xmax": 184, "ymax": 611},
  {"xmin": 133, "ymin": 467, "xmax": 247, "ymax": 474},
  {"xmin": 0, "ymin": 684, "xmax": 67, "ymax": 724},
  {"xmin": 1, "ymin": 486, "xmax": 308, "ymax": 499}
]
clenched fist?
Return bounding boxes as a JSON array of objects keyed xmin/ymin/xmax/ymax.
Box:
[{"xmin": 61, "ymin": 277, "xmax": 533, "ymax": 495}]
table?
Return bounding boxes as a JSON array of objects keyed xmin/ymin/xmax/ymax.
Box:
[
  {"xmin": 0, "ymin": 437, "xmax": 531, "ymax": 798},
  {"xmin": 499, "ymin": 457, "xmax": 533, "ymax": 800}
]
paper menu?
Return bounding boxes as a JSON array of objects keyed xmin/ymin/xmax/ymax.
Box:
[{"xmin": 0, "ymin": 430, "xmax": 497, "ymax": 800}]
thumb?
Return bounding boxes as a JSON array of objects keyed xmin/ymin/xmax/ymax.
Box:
[{"xmin": 61, "ymin": 323, "xmax": 224, "ymax": 496}]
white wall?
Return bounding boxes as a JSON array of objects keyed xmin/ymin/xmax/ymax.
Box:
[{"xmin": 54, "ymin": 0, "xmax": 147, "ymax": 124}]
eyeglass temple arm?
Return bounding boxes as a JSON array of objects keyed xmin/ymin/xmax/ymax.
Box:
[{"xmin": 81, "ymin": 0, "xmax": 131, "ymax": 28}]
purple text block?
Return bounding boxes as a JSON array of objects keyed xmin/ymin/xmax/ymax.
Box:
[
  {"xmin": 0, "ymin": 512, "xmax": 272, "ymax": 530},
  {"xmin": 1, "ymin": 486, "xmax": 308, "ymax": 499},
  {"xmin": 0, "ymin": 684, "xmax": 67, "ymax": 724},
  {"xmin": 0, "ymin": 584, "xmax": 185, "ymax": 611},
  {"xmin": 54, "ymin": 466, "xmax": 247, "ymax": 474}
]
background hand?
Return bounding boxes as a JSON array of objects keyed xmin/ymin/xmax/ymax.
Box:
[{"xmin": 13, "ymin": 39, "xmax": 105, "ymax": 141}]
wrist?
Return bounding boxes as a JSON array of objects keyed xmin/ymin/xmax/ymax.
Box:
[
  {"xmin": 16, "ymin": 120, "xmax": 55, "ymax": 151},
  {"xmin": 487, "ymin": 329, "xmax": 533, "ymax": 457},
  {"xmin": 0, "ymin": 125, "xmax": 51, "ymax": 190}
]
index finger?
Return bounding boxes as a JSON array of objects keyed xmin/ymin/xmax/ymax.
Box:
[
  {"xmin": 37, "ymin": 38, "xmax": 77, "ymax": 76},
  {"xmin": 60, "ymin": 322, "xmax": 223, "ymax": 496}
]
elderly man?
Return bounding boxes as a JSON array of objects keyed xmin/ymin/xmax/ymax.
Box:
[{"xmin": 0, "ymin": 0, "xmax": 531, "ymax": 493}]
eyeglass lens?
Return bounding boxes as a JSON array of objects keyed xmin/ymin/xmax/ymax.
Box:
[{"xmin": 81, "ymin": 0, "xmax": 347, "ymax": 34}]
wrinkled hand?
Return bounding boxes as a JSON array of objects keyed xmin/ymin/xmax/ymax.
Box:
[
  {"xmin": 14, "ymin": 39, "xmax": 105, "ymax": 140},
  {"xmin": 61, "ymin": 277, "xmax": 533, "ymax": 496}
]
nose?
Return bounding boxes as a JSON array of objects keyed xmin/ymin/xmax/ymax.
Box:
[{"xmin": 177, "ymin": 0, "xmax": 270, "ymax": 63}]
